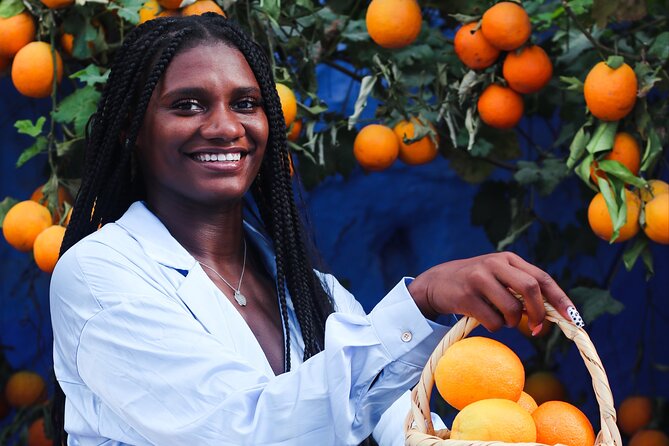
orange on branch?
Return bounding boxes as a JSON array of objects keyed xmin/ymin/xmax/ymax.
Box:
[
  {"xmin": 533, "ymin": 400, "xmax": 596, "ymax": 446},
  {"xmin": 157, "ymin": 0, "xmax": 182, "ymax": 9},
  {"xmin": 629, "ymin": 429, "xmax": 669, "ymax": 446},
  {"xmin": 393, "ymin": 118, "xmax": 438, "ymax": 165},
  {"xmin": 584, "ymin": 61, "xmax": 637, "ymax": 121},
  {"xmin": 40, "ymin": 0, "xmax": 74, "ymax": 8},
  {"xmin": 138, "ymin": 0, "xmax": 161, "ymax": 23},
  {"xmin": 503, "ymin": 45, "xmax": 553, "ymax": 94},
  {"xmin": 453, "ymin": 22, "xmax": 500, "ymax": 70},
  {"xmin": 27, "ymin": 418, "xmax": 53, "ymax": 446},
  {"xmin": 524, "ymin": 371, "xmax": 567, "ymax": 405},
  {"xmin": 31, "ymin": 183, "xmax": 74, "ymax": 223},
  {"xmin": 644, "ymin": 193, "xmax": 669, "ymax": 244},
  {"xmin": 182, "ymin": 0, "xmax": 225, "ymax": 16},
  {"xmin": 287, "ymin": 119, "xmax": 302, "ymax": 142},
  {"xmin": 2, "ymin": 200, "xmax": 52, "ymax": 252},
  {"xmin": 590, "ymin": 132, "xmax": 641, "ymax": 183},
  {"xmin": 450, "ymin": 398, "xmax": 537, "ymax": 441},
  {"xmin": 480, "ymin": 2, "xmax": 531, "ymax": 51},
  {"xmin": 275, "ymin": 83, "xmax": 297, "ymax": 128},
  {"xmin": 33, "ymin": 225, "xmax": 66, "ymax": 273},
  {"xmin": 587, "ymin": 189, "xmax": 640, "ymax": 242},
  {"xmin": 0, "ymin": 12, "xmax": 36, "ymax": 58},
  {"xmin": 354, "ymin": 124, "xmax": 399, "ymax": 171},
  {"xmin": 4, "ymin": 371, "xmax": 47, "ymax": 408},
  {"xmin": 477, "ymin": 84, "xmax": 524, "ymax": 129},
  {"xmin": 365, "ymin": 0, "xmax": 422, "ymax": 49},
  {"xmin": 639, "ymin": 179, "xmax": 669, "ymax": 202},
  {"xmin": 617, "ymin": 395, "xmax": 653, "ymax": 436},
  {"xmin": 434, "ymin": 336, "xmax": 525, "ymax": 410},
  {"xmin": 11, "ymin": 41, "xmax": 63, "ymax": 98}
]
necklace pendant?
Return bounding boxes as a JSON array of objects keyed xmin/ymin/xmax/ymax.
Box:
[{"xmin": 234, "ymin": 290, "xmax": 247, "ymax": 306}]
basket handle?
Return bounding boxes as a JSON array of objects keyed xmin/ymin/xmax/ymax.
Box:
[{"xmin": 404, "ymin": 299, "xmax": 623, "ymax": 446}]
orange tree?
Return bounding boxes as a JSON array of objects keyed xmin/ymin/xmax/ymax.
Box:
[{"xmin": 0, "ymin": 0, "xmax": 668, "ymax": 442}]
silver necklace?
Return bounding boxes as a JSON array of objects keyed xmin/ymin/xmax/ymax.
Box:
[{"xmin": 198, "ymin": 238, "xmax": 248, "ymax": 306}]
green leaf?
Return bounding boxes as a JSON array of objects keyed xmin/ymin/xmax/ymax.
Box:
[
  {"xmin": 448, "ymin": 13, "xmax": 481, "ymax": 24},
  {"xmin": 648, "ymin": 31, "xmax": 669, "ymax": 61},
  {"xmin": 16, "ymin": 136, "xmax": 48, "ymax": 167},
  {"xmin": 568, "ymin": 286, "xmax": 624, "ymax": 324},
  {"xmin": 597, "ymin": 177, "xmax": 622, "ymax": 242},
  {"xmin": 596, "ymin": 160, "xmax": 647, "ymax": 188},
  {"xmin": 640, "ymin": 128, "xmax": 662, "ymax": 172},
  {"xmin": 559, "ymin": 76, "xmax": 584, "ymax": 92},
  {"xmin": 347, "ymin": 75, "xmax": 376, "ymax": 130},
  {"xmin": 53, "ymin": 86, "xmax": 101, "ymax": 136},
  {"xmin": 109, "ymin": 0, "xmax": 144, "ymax": 25},
  {"xmin": 70, "ymin": 64, "xmax": 109, "ymax": 87},
  {"xmin": 634, "ymin": 62, "xmax": 662, "ymax": 97},
  {"xmin": 566, "ymin": 125, "xmax": 590, "ymax": 169},
  {"xmin": 575, "ymin": 154, "xmax": 597, "ymax": 189},
  {"xmin": 0, "ymin": 197, "xmax": 19, "ymax": 227},
  {"xmin": 340, "ymin": 19, "xmax": 369, "ymax": 42},
  {"xmin": 0, "ymin": 0, "xmax": 24, "ymax": 17},
  {"xmin": 257, "ymin": 0, "xmax": 281, "ymax": 22},
  {"xmin": 641, "ymin": 246, "xmax": 654, "ymax": 279},
  {"xmin": 14, "ymin": 117, "xmax": 46, "ymax": 137},
  {"xmin": 605, "ymin": 55, "xmax": 625, "ymax": 69},
  {"xmin": 585, "ymin": 121, "xmax": 617, "ymax": 154},
  {"xmin": 514, "ymin": 159, "xmax": 570, "ymax": 196},
  {"xmin": 623, "ymin": 237, "xmax": 647, "ymax": 271}
]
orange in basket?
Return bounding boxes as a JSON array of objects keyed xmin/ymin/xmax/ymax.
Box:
[{"xmin": 450, "ymin": 398, "xmax": 536, "ymax": 441}]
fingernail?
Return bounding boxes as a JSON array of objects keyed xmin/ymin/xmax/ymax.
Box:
[
  {"xmin": 531, "ymin": 323, "xmax": 543, "ymax": 337},
  {"xmin": 568, "ymin": 306, "xmax": 585, "ymax": 328}
]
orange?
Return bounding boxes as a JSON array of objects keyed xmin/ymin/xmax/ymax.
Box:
[
  {"xmin": 31, "ymin": 183, "xmax": 74, "ymax": 223},
  {"xmin": 60, "ymin": 33, "xmax": 74, "ymax": 56},
  {"xmin": 453, "ymin": 22, "xmax": 500, "ymax": 70},
  {"xmin": 158, "ymin": 0, "xmax": 182, "ymax": 8},
  {"xmin": 0, "ymin": 12, "xmax": 36, "ymax": 57},
  {"xmin": 517, "ymin": 313, "xmax": 552, "ymax": 338},
  {"xmin": 40, "ymin": 0, "xmax": 74, "ymax": 8},
  {"xmin": 503, "ymin": 45, "xmax": 553, "ymax": 94},
  {"xmin": 644, "ymin": 193, "xmax": 669, "ymax": 244},
  {"xmin": 11, "ymin": 41, "xmax": 63, "ymax": 98},
  {"xmin": 590, "ymin": 132, "xmax": 641, "ymax": 183},
  {"xmin": 516, "ymin": 390, "xmax": 538, "ymax": 413},
  {"xmin": 27, "ymin": 418, "xmax": 53, "ymax": 446},
  {"xmin": 365, "ymin": 0, "xmax": 422, "ymax": 49},
  {"xmin": 182, "ymin": 0, "xmax": 225, "ymax": 16},
  {"xmin": 275, "ymin": 83, "xmax": 297, "ymax": 128},
  {"xmin": 2, "ymin": 200, "xmax": 52, "ymax": 252},
  {"xmin": 480, "ymin": 2, "xmax": 531, "ymax": 51},
  {"xmin": 617, "ymin": 395, "xmax": 653, "ymax": 436},
  {"xmin": 393, "ymin": 118, "xmax": 438, "ymax": 165},
  {"xmin": 533, "ymin": 400, "xmax": 595, "ymax": 446},
  {"xmin": 33, "ymin": 225, "xmax": 66, "ymax": 273},
  {"xmin": 353, "ymin": 124, "xmax": 400, "ymax": 171},
  {"xmin": 524, "ymin": 371, "xmax": 567, "ymax": 405},
  {"xmin": 584, "ymin": 61, "xmax": 637, "ymax": 121},
  {"xmin": 4, "ymin": 371, "xmax": 47, "ymax": 407},
  {"xmin": 157, "ymin": 8, "xmax": 180, "ymax": 17},
  {"xmin": 450, "ymin": 398, "xmax": 537, "ymax": 441},
  {"xmin": 434, "ymin": 336, "xmax": 524, "ymax": 410},
  {"xmin": 287, "ymin": 119, "xmax": 302, "ymax": 142},
  {"xmin": 587, "ymin": 189, "xmax": 641, "ymax": 242},
  {"xmin": 477, "ymin": 84, "xmax": 524, "ymax": 129},
  {"xmin": 629, "ymin": 429, "xmax": 669, "ymax": 446},
  {"xmin": 639, "ymin": 179, "xmax": 669, "ymax": 202},
  {"xmin": 138, "ymin": 0, "xmax": 161, "ymax": 23}
]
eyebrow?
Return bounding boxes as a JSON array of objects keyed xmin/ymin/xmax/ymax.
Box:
[{"xmin": 162, "ymin": 86, "xmax": 262, "ymax": 99}]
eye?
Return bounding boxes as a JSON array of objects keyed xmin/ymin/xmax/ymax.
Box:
[
  {"xmin": 234, "ymin": 97, "xmax": 262, "ymax": 111},
  {"xmin": 171, "ymin": 99, "xmax": 204, "ymax": 112}
]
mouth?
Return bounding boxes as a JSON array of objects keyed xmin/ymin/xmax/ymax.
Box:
[{"xmin": 190, "ymin": 152, "xmax": 244, "ymax": 162}]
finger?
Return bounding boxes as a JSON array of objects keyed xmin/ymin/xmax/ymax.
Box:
[
  {"xmin": 475, "ymin": 275, "xmax": 524, "ymax": 328},
  {"xmin": 465, "ymin": 294, "xmax": 507, "ymax": 332},
  {"xmin": 506, "ymin": 253, "xmax": 583, "ymax": 327},
  {"xmin": 491, "ymin": 263, "xmax": 545, "ymax": 331}
]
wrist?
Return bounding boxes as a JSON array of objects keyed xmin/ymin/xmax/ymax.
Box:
[{"xmin": 407, "ymin": 275, "xmax": 438, "ymax": 320}]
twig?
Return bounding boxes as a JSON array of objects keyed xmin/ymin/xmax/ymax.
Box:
[
  {"xmin": 561, "ymin": 0, "xmax": 642, "ymax": 62},
  {"xmin": 322, "ymin": 59, "xmax": 364, "ymax": 82}
]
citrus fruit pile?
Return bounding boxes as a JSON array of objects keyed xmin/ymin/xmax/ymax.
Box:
[
  {"xmin": 1, "ymin": 370, "xmax": 52, "ymax": 445},
  {"xmin": 2, "ymin": 183, "xmax": 72, "ymax": 273},
  {"xmin": 453, "ymin": 2, "xmax": 552, "ymax": 130},
  {"xmin": 434, "ymin": 336, "xmax": 596, "ymax": 445}
]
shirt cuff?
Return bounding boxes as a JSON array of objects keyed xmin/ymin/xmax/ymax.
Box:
[{"xmin": 368, "ymin": 277, "xmax": 451, "ymax": 369}]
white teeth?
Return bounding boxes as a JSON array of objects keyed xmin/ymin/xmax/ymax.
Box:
[{"xmin": 194, "ymin": 152, "xmax": 242, "ymax": 162}]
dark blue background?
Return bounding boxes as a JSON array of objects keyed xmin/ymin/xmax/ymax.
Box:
[{"xmin": 1, "ymin": 62, "xmax": 668, "ymax": 438}]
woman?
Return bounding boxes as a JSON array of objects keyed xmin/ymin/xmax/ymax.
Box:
[{"xmin": 50, "ymin": 13, "xmax": 583, "ymax": 445}]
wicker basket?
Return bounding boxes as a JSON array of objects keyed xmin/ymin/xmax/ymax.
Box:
[{"xmin": 404, "ymin": 299, "xmax": 623, "ymax": 446}]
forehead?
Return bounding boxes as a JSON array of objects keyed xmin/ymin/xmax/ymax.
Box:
[{"xmin": 159, "ymin": 41, "xmax": 259, "ymax": 91}]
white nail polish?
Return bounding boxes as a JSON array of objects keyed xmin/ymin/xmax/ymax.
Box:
[{"xmin": 568, "ymin": 306, "xmax": 584, "ymax": 328}]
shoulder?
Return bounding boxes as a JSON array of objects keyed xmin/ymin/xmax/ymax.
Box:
[{"xmin": 314, "ymin": 270, "xmax": 365, "ymax": 316}]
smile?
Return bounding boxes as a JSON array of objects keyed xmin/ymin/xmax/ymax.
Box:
[{"xmin": 191, "ymin": 152, "xmax": 243, "ymax": 162}]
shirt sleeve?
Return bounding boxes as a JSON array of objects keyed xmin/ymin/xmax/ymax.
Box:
[{"xmin": 53, "ymin": 245, "xmax": 450, "ymax": 446}]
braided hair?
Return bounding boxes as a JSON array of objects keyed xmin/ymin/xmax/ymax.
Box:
[{"xmin": 52, "ymin": 14, "xmax": 335, "ymax": 444}]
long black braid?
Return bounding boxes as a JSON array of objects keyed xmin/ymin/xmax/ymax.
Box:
[{"xmin": 52, "ymin": 14, "xmax": 335, "ymax": 444}]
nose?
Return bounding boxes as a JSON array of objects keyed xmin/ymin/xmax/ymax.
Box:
[{"xmin": 199, "ymin": 104, "xmax": 245, "ymax": 141}]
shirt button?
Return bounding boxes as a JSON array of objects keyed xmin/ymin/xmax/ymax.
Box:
[{"xmin": 401, "ymin": 331, "xmax": 412, "ymax": 342}]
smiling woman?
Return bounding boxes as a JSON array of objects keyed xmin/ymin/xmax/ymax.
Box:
[{"xmin": 49, "ymin": 13, "xmax": 582, "ymax": 446}]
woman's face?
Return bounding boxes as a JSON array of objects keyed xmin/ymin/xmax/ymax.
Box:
[{"xmin": 135, "ymin": 41, "xmax": 269, "ymax": 209}]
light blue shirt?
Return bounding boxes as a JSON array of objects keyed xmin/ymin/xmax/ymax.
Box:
[{"xmin": 50, "ymin": 201, "xmax": 449, "ymax": 445}]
